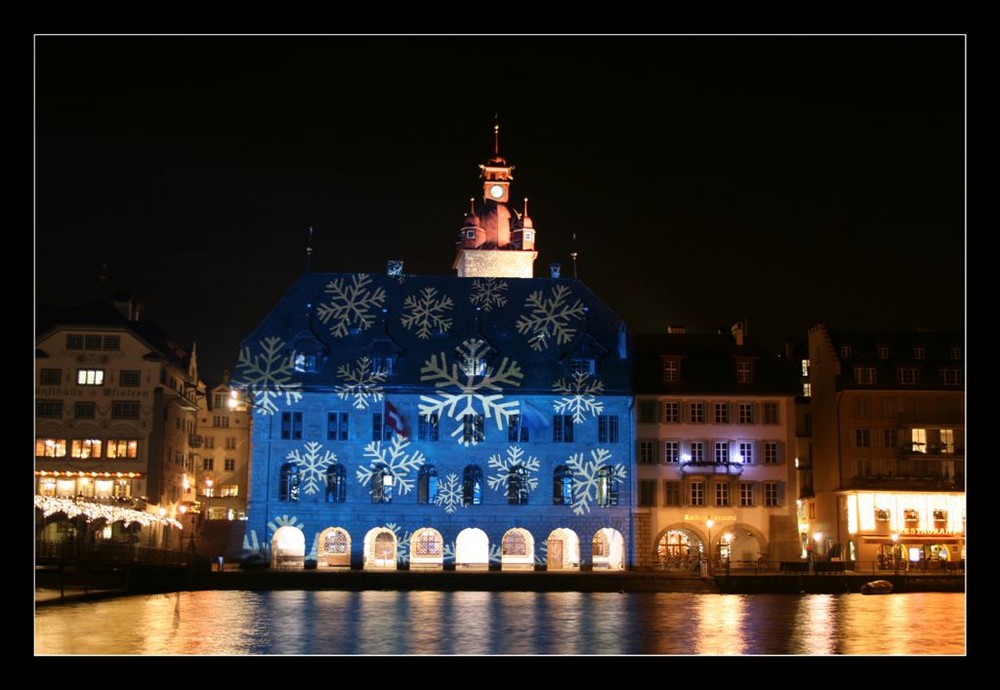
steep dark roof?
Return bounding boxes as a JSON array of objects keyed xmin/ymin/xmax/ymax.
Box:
[{"xmin": 632, "ymin": 331, "xmax": 800, "ymax": 395}]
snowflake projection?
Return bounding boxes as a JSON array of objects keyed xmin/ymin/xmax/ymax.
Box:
[
  {"xmin": 316, "ymin": 273, "xmax": 387, "ymax": 338},
  {"xmin": 533, "ymin": 541, "xmax": 550, "ymax": 566},
  {"xmin": 235, "ymin": 336, "xmax": 302, "ymax": 415},
  {"xmin": 487, "ymin": 543, "xmax": 504, "ymax": 564},
  {"xmin": 243, "ymin": 529, "xmax": 263, "ymax": 553},
  {"xmin": 418, "ymin": 338, "xmax": 523, "ymax": 446},
  {"xmin": 442, "ymin": 541, "xmax": 456, "ymax": 565},
  {"xmin": 566, "ymin": 448, "xmax": 628, "ymax": 516},
  {"xmin": 469, "ymin": 277, "xmax": 509, "ymax": 312},
  {"xmin": 434, "ymin": 473, "xmax": 464, "ymax": 514},
  {"xmin": 356, "ymin": 435, "xmax": 426, "ymax": 495},
  {"xmin": 384, "ymin": 522, "xmax": 413, "ymax": 565},
  {"xmin": 552, "ymin": 371, "xmax": 605, "ymax": 423},
  {"xmin": 401, "ymin": 286, "xmax": 454, "ymax": 339},
  {"xmin": 486, "ymin": 445, "xmax": 540, "ymax": 495},
  {"xmin": 307, "ymin": 533, "xmax": 320, "ymax": 561},
  {"xmin": 267, "ymin": 514, "xmax": 305, "ymax": 533},
  {"xmin": 515, "ymin": 285, "xmax": 587, "ymax": 351},
  {"xmin": 335, "ymin": 356, "xmax": 386, "ymax": 410},
  {"xmin": 285, "ymin": 441, "xmax": 338, "ymax": 496}
]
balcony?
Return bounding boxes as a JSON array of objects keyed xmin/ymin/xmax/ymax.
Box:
[{"xmin": 679, "ymin": 461, "xmax": 745, "ymax": 476}]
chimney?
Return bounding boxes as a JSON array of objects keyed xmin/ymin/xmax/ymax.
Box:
[
  {"xmin": 550, "ymin": 263, "xmax": 561, "ymax": 278},
  {"xmin": 667, "ymin": 325, "xmax": 686, "ymax": 334},
  {"xmin": 387, "ymin": 260, "xmax": 403, "ymax": 277}
]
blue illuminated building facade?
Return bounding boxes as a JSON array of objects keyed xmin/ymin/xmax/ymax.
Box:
[{"xmin": 236, "ymin": 136, "xmax": 635, "ymax": 570}]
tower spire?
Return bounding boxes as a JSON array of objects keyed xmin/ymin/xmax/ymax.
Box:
[
  {"xmin": 305, "ymin": 226, "xmax": 314, "ymax": 274},
  {"xmin": 494, "ymin": 112, "xmax": 500, "ymax": 156}
]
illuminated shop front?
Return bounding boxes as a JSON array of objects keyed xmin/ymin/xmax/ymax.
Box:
[{"xmin": 842, "ymin": 490, "xmax": 965, "ymax": 568}]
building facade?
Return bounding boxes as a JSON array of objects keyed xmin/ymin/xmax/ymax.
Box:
[
  {"xmin": 802, "ymin": 325, "xmax": 965, "ymax": 569},
  {"xmin": 195, "ymin": 377, "xmax": 252, "ymax": 522},
  {"xmin": 631, "ymin": 325, "xmax": 802, "ymax": 571},
  {"xmin": 236, "ymin": 140, "xmax": 635, "ymax": 570},
  {"xmin": 34, "ymin": 298, "xmax": 200, "ymax": 550}
]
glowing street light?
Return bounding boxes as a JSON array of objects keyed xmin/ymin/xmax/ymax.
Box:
[{"xmin": 204, "ymin": 477, "xmax": 214, "ymax": 522}]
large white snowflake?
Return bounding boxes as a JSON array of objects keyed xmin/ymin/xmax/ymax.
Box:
[
  {"xmin": 235, "ymin": 336, "xmax": 303, "ymax": 415},
  {"xmin": 285, "ymin": 441, "xmax": 338, "ymax": 495},
  {"xmin": 335, "ymin": 356, "xmax": 386, "ymax": 410},
  {"xmin": 515, "ymin": 285, "xmax": 586, "ymax": 351},
  {"xmin": 533, "ymin": 541, "xmax": 550, "ymax": 566},
  {"xmin": 418, "ymin": 338, "xmax": 524, "ymax": 446},
  {"xmin": 552, "ymin": 371, "xmax": 605, "ymax": 423},
  {"xmin": 317, "ymin": 273, "xmax": 387, "ymax": 338},
  {"xmin": 486, "ymin": 445, "xmax": 541, "ymax": 495},
  {"xmin": 356, "ymin": 435, "xmax": 426, "ymax": 495},
  {"xmin": 566, "ymin": 448, "xmax": 627, "ymax": 516},
  {"xmin": 267, "ymin": 514, "xmax": 305, "ymax": 533},
  {"xmin": 401, "ymin": 286, "xmax": 454, "ymax": 338},
  {"xmin": 469, "ymin": 278, "xmax": 509, "ymax": 312},
  {"xmin": 434, "ymin": 473, "xmax": 464, "ymax": 514}
]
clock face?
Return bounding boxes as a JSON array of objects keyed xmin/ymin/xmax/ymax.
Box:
[{"xmin": 489, "ymin": 184, "xmax": 505, "ymax": 199}]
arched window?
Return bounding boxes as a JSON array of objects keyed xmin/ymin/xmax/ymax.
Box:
[
  {"xmin": 553, "ymin": 465, "xmax": 573, "ymax": 506},
  {"xmin": 463, "ymin": 465, "xmax": 482, "ymax": 506},
  {"xmin": 593, "ymin": 530, "xmax": 609, "ymax": 557},
  {"xmin": 418, "ymin": 465, "xmax": 439, "ymax": 504},
  {"xmin": 502, "ymin": 530, "xmax": 528, "ymax": 556},
  {"xmin": 325, "ymin": 464, "xmax": 346, "ymax": 503},
  {"xmin": 507, "ymin": 465, "xmax": 528, "ymax": 505},
  {"xmin": 597, "ymin": 466, "xmax": 618, "ymax": 506},
  {"xmin": 371, "ymin": 465, "xmax": 392, "ymax": 504},
  {"xmin": 279, "ymin": 462, "xmax": 300, "ymax": 502}
]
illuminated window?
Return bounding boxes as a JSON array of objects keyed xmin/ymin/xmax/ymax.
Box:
[
  {"xmin": 293, "ymin": 353, "xmax": 318, "ymax": 373},
  {"xmin": 593, "ymin": 531, "xmax": 609, "ymax": 557},
  {"xmin": 36, "ymin": 400, "xmax": 62, "ymax": 418},
  {"xmin": 502, "ymin": 531, "xmax": 528, "ymax": 556},
  {"xmin": 596, "ymin": 466, "xmax": 618, "ymax": 506},
  {"xmin": 414, "ymin": 530, "xmax": 442, "ymax": 557},
  {"xmin": 802, "ymin": 382, "xmax": 812, "ymax": 397},
  {"xmin": 737, "ymin": 441, "xmax": 754, "ymax": 464},
  {"xmin": 70, "ymin": 439, "xmax": 102, "ymax": 459},
  {"xmin": 801, "ymin": 359, "xmax": 810, "ymax": 377},
  {"xmin": 553, "ymin": 466, "xmax": 573, "ymax": 505},
  {"xmin": 40, "ymin": 368, "xmax": 62, "ymax": 385},
  {"xmin": 690, "ymin": 441, "xmax": 705, "ymax": 463},
  {"xmin": 220, "ymin": 484, "xmax": 239, "ymax": 498},
  {"xmin": 904, "ymin": 509, "xmax": 919, "ymax": 528},
  {"xmin": 106, "ymin": 439, "xmax": 138, "ymax": 459},
  {"xmin": 663, "ymin": 440, "xmax": 680, "ymax": 464},
  {"xmin": 36, "ymin": 438, "xmax": 67, "ymax": 457},
  {"xmin": 112, "ymin": 401, "xmax": 140, "ymax": 419},
  {"xmin": 371, "ymin": 465, "xmax": 393, "ymax": 504},
  {"xmin": 77, "ymin": 369, "xmax": 104, "ymax": 386}
]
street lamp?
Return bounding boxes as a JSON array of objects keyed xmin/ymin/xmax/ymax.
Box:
[
  {"xmin": 891, "ymin": 533, "xmax": 899, "ymax": 575},
  {"xmin": 706, "ymin": 519, "xmax": 714, "ymax": 576}
]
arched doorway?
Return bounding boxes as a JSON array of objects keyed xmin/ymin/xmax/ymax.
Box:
[
  {"xmin": 501, "ymin": 527, "xmax": 534, "ymax": 570},
  {"xmin": 410, "ymin": 527, "xmax": 444, "ymax": 570},
  {"xmin": 363, "ymin": 527, "xmax": 397, "ymax": 570},
  {"xmin": 546, "ymin": 528, "xmax": 580, "ymax": 570},
  {"xmin": 592, "ymin": 527, "xmax": 625, "ymax": 570},
  {"xmin": 271, "ymin": 525, "xmax": 305, "ymax": 569},
  {"xmin": 455, "ymin": 527, "xmax": 489, "ymax": 570},
  {"xmin": 656, "ymin": 529, "xmax": 697, "ymax": 571},
  {"xmin": 317, "ymin": 527, "xmax": 351, "ymax": 568}
]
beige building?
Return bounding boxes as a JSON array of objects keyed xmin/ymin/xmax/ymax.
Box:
[
  {"xmin": 35, "ymin": 297, "xmax": 203, "ymax": 550},
  {"xmin": 801, "ymin": 325, "xmax": 965, "ymax": 570},
  {"xmin": 195, "ymin": 376, "xmax": 251, "ymax": 522},
  {"xmin": 632, "ymin": 325, "xmax": 802, "ymax": 572}
]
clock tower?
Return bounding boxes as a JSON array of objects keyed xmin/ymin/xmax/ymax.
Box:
[{"xmin": 454, "ymin": 119, "xmax": 538, "ymax": 279}]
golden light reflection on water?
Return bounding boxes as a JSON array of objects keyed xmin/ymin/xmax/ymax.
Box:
[{"xmin": 34, "ymin": 591, "xmax": 964, "ymax": 656}]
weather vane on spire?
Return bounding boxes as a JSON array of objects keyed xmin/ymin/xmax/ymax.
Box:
[{"xmin": 494, "ymin": 112, "xmax": 500, "ymax": 156}]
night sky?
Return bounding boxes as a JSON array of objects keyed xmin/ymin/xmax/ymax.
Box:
[{"xmin": 34, "ymin": 35, "xmax": 966, "ymax": 386}]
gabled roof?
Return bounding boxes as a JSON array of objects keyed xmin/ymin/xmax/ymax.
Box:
[{"xmin": 632, "ymin": 331, "xmax": 800, "ymax": 395}]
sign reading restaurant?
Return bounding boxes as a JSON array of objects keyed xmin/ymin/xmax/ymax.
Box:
[{"xmin": 684, "ymin": 514, "xmax": 737, "ymax": 522}]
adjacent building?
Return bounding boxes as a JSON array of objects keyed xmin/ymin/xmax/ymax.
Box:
[
  {"xmin": 235, "ymin": 136, "xmax": 636, "ymax": 570},
  {"xmin": 631, "ymin": 324, "xmax": 803, "ymax": 571},
  {"xmin": 34, "ymin": 297, "xmax": 200, "ymax": 550},
  {"xmin": 800, "ymin": 325, "xmax": 965, "ymax": 569}
]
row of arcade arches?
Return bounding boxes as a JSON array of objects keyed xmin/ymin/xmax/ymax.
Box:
[{"xmin": 271, "ymin": 525, "xmax": 626, "ymax": 571}]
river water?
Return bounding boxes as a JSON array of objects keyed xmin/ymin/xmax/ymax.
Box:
[{"xmin": 34, "ymin": 590, "xmax": 965, "ymax": 656}]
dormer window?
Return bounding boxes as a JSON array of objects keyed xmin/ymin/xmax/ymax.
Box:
[
  {"xmin": 914, "ymin": 346, "xmax": 926, "ymax": 360},
  {"xmin": 735, "ymin": 359, "xmax": 754, "ymax": 384},
  {"xmin": 662, "ymin": 357, "xmax": 680, "ymax": 383},
  {"xmin": 372, "ymin": 355, "xmax": 396, "ymax": 376},
  {"xmin": 465, "ymin": 229, "xmax": 476, "ymax": 240},
  {"xmin": 294, "ymin": 353, "xmax": 318, "ymax": 373},
  {"xmin": 950, "ymin": 346, "xmax": 962, "ymax": 361},
  {"xmin": 877, "ymin": 345, "xmax": 889, "ymax": 360},
  {"xmin": 568, "ymin": 357, "xmax": 595, "ymax": 376},
  {"xmin": 840, "ymin": 345, "xmax": 852, "ymax": 359}
]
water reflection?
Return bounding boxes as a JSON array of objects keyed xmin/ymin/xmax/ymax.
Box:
[{"xmin": 34, "ymin": 591, "xmax": 965, "ymax": 656}]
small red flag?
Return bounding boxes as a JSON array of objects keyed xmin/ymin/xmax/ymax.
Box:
[{"xmin": 385, "ymin": 400, "xmax": 409, "ymax": 438}]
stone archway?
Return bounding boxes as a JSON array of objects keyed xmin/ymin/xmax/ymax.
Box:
[
  {"xmin": 546, "ymin": 527, "xmax": 580, "ymax": 570},
  {"xmin": 455, "ymin": 527, "xmax": 490, "ymax": 570},
  {"xmin": 363, "ymin": 527, "xmax": 397, "ymax": 570},
  {"xmin": 500, "ymin": 527, "xmax": 535, "ymax": 570},
  {"xmin": 271, "ymin": 525, "xmax": 305, "ymax": 570},
  {"xmin": 317, "ymin": 527, "xmax": 351, "ymax": 569},
  {"xmin": 410, "ymin": 527, "xmax": 444, "ymax": 570},
  {"xmin": 592, "ymin": 527, "xmax": 625, "ymax": 570}
]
